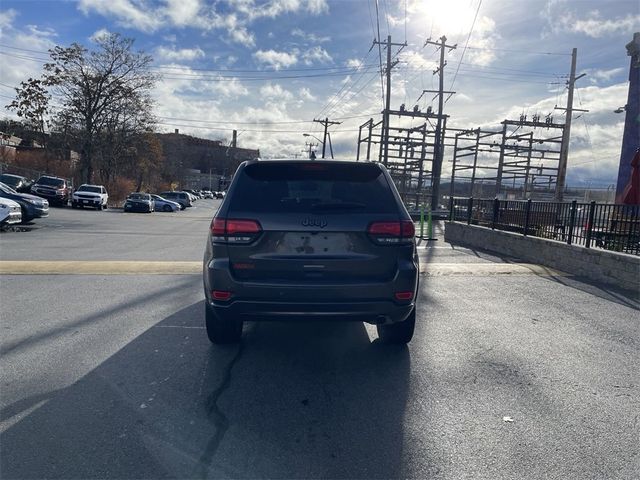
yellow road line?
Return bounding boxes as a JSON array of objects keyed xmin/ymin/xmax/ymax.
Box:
[
  {"xmin": 0, "ymin": 261, "xmax": 565, "ymax": 276},
  {"xmin": 0, "ymin": 261, "xmax": 202, "ymax": 275}
]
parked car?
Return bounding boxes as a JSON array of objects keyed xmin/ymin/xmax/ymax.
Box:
[
  {"xmin": 72, "ymin": 184, "xmax": 109, "ymax": 210},
  {"xmin": 30, "ymin": 175, "xmax": 72, "ymax": 206},
  {"xmin": 213, "ymin": 191, "xmax": 224, "ymax": 199},
  {"xmin": 0, "ymin": 173, "xmax": 33, "ymax": 193},
  {"xmin": 0, "ymin": 182, "xmax": 49, "ymax": 223},
  {"xmin": 184, "ymin": 190, "xmax": 198, "ymax": 202},
  {"xmin": 201, "ymin": 190, "xmax": 214, "ymax": 199},
  {"xmin": 150, "ymin": 194, "xmax": 181, "ymax": 212},
  {"xmin": 0, "ymin": 197, "xmax": 22, "ymax": 227},
  {"xmin": 123, "ymin": 193, "xmax": 154, "ymax": 213},
  {"xmin": 202, "ymin": 159, "xmax": 419, "ymax": 344},
  {"xmin": 159, "ymin": 191, "xmax": 192, "ymax": 209}
]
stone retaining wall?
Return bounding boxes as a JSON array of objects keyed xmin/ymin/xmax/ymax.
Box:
[{"xmin": 444, "ymin": 222, "xmax": 640, "ymax": 291}]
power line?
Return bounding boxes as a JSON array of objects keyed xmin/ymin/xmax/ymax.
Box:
[
  {"xmin": 154, "ymin": 121, "xmax": 360, "ymax": 133},
  {"xmin": 0, "ymin": 45, "xmax": 382, "ymax": 74},
  {"xmin": 457, "ymin": 61, "xmax": 568, "ymax": 77},
  {"xmin": 315, "ymin": 50, "xmax": 375, "ymax": 120},
  {"xmin": 463, "ymin": 45, "xmax": 571, "ymax": 56},
  {"xmin": 447, "ymin": 0, "xmax": 483, "ymax": 103},
  {"xmin": 156, "ymin": 112, "xmax": 380, "ymax": 126}
]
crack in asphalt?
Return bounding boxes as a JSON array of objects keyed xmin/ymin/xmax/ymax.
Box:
[{"xmin": 195, "ymin": 343, "xmax": 244, "ymax": 479}]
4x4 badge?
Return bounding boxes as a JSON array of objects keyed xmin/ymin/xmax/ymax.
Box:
[{"xmin": 302, "ymin": 217, "xmax": 327, "ymax": 228}]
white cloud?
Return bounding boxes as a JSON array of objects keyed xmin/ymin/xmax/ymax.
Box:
[
  {"xmin": 562, "ymin": 12, "xmax": 640, "ymax": 38},
  {"xmin": 227, "ymin": 26, "xmax": 256, "ymax": 48},
  {"xmin": 77, "ymin": 0, "xmax": 327, "ymax": 49},
  {"xmin": 163, "ymin": 0, "xmax": 201, "ymax": 26},
  {"xmin": 0, "ymin": 9, "xmax": 17, "ymax": 33},
  {"xmin": 89, "ymin": 28, "xmax": 111, "ymax": 42},
  {"xmin": 459, "ymin": 16, "xmax": 500, "ymax": 67},
  {"xmin": 386, "ymin": 13, "xmax": 403, "ymax": 27},
  {"xmin": 26, "ymin": 25, "xmax": 57, "ymax": 38},
  {"xmin": 299, "ymin": 87, "xmax": 316, "ymax": 101},
  {"xmin": 0, "ymin": 16, "xmax": 57, "ymax": 102},
  {"xmin": 302, "ymin": 46, "xmax": 332, "ymax": 65},
  {"xmin": 250, "ymin": 0, "xmax": 329, "ymax": 19},
  {"xmin": 155, "ymin": 46, "xmax": 205, "ymax": 61},
  {"xmin": 291, "ymin": 28, "xmax": 330, "ymax": 43},
  {"xmin": 346, "ymin": 58, "xmax": 364, "ymax": 69},
  {"xmin": 253, "ymin": 49, "xmax": 298, "ymax": 70},
  {"xmin": 260, "ymin": 83, "xmax": 294, "ymax": 101},
  {"xmin": 154, "ymin": 64, "xmax": 249, "ymax": 101},
  {"xmin": 306, "ymin": 0, "xmax": 329, "ymax": 15},
  {"xmin": 585, "ymin": 67, "xmax": 626, "ymax": 85},
  {"xmin": 78, "ymin": 0, "xmax": 163, "ymax": 32}
]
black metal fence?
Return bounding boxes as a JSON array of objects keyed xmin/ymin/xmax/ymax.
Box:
[{"xmin": 450, "ymin": 197, "xmax": 640, "ymax": 256}]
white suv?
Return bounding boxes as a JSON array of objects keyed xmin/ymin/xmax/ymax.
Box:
[{"xmin": 72, "ymin": 184, "xmax": 109, "ymax": 210}]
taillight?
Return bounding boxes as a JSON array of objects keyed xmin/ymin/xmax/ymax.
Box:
[
  {"xmin": 367, "ymin": 220, "xmax": 415, "ymax": 245},
  {"xmin": 212, "ymin": 290, "xmax": 232, "ymax": 301},
  {"xmin": 394, "ymin": 291, "xmax": 414, "ymax": 301},
  {"xmin": 210, "ymin": 218, "xmax": 262, "ymax": 243}
]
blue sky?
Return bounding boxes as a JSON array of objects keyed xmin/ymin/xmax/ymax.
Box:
[{"xmin": 0, "ymin": 0, "xmax": 638, "ymax": 187}]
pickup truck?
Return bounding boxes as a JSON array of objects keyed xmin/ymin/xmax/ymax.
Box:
[{"xmin": 31, "ymin": 175, "xmax": 72, "ymax": 206}]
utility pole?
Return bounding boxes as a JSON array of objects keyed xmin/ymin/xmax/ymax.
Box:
[
  {"xmin": 305, "ymin": 142, "xmax": 318, "ymax": 159},
  {"xmin": 372, "ymin": 35, "xmax": 406, "ymax": 165},
  {"xmin": 313, "ymin": 118, "xmax": 341, "ymax": 158},
  {"xmin": 555, "ymin": 47, "xmax": 586, "ymax": 202},
  {"xmin": 425, "ymin": 35, "xmax": 457, "ymax": 208}
]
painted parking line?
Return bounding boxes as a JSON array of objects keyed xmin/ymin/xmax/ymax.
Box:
[
  {"xmin": 0, "ymin": 260, "xmax": 565, "ymax": 277},
  {"xmin": 0, "ymin": 261, "xmax": 202, "ymax": 275}
]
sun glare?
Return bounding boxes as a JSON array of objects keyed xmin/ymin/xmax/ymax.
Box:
[{"xmin": 413, "ymin": 0, "xmax": 478, "ymax": 36}]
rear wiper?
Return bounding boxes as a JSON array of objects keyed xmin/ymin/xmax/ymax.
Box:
[{"xmin": 311, "ymin": 201, "xmax": 366, "ymax": 210}]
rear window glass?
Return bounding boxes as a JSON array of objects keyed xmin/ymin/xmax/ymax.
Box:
[
  {"xmin": 128, "ymin": 193, "xmax": 150, "ymax": 200},
  {"xmin": 229, "ymin": 162, "xmax": 398, "ymax": 214}
]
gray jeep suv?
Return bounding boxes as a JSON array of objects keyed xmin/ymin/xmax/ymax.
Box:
[{"xmin": 202, "ymin": 160, "xmax": 419, "ymax": 344}]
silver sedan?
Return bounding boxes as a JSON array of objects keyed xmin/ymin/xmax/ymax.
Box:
[{"xmin": 150, "ymin": 195, "xmax": 181, "ymax": 212}]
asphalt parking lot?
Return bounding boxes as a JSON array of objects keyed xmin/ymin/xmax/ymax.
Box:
[{"xmin": 1, "ymin": 201, "xmax": 638, "ymax": 479}]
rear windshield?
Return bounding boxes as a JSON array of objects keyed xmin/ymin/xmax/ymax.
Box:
[
  {"xmin": 37, "ymin": 177, "xmax": 64, "ymax": 187},
  {"xmin": 229, "ymin": 162, "xmax": 398, "ymax": 214},
  {"xmin": 128, "ymin": 193, "xmax": 150, "ymax": 200}
]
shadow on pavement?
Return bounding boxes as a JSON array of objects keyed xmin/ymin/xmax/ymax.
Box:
[{"xmin": 1, "ymin": 301, "xmax": 413, "ymax": 479}]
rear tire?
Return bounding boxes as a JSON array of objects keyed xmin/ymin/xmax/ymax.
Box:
[
  {"xmin": 377, "ymin": 307, "xmax": 415, "ymax": 344},
  {"xmin": 205, "ymin": 303, "xmax": 242, "ymax": 344}
]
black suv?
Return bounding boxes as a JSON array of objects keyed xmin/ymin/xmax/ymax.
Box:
[{"xmin": 202, "ymin": 160, "xmax": 419, "ymax": 344}]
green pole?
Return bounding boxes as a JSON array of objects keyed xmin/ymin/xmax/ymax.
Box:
[{"xmin": 427, "ymin": 204, "xmax": 433, "ymax": 239}]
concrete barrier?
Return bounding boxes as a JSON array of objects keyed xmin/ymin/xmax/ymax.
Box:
[{"xmin": 444, "ymin": 222, "xmax": 640, "ymax": 291}]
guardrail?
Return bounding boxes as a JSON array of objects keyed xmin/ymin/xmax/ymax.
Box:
[{"xmin": 450, "ymin": 197, "xmax": 640, "ymax": 256}]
